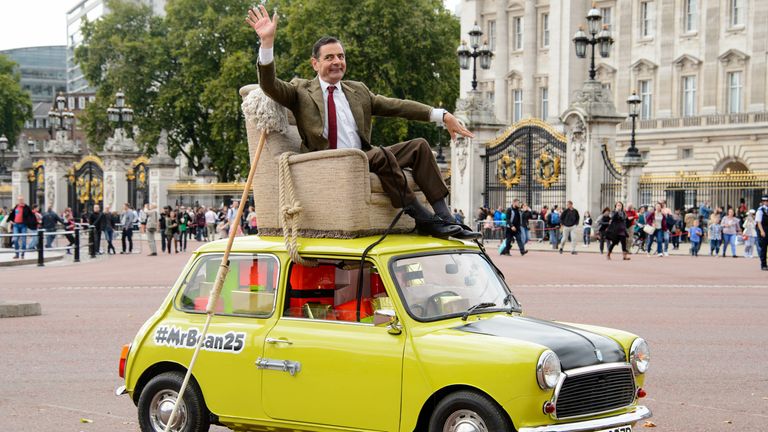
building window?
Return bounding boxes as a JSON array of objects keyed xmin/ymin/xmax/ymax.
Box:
[
  {"xmin": 639, "ymin": 80, "xmax": 653, "ymax": 119},
  {"xmin": 78, "ymin": 96, "xmax": 86, "ymax": 109},
  {"xmin": 681, "ymin": 147, "xmax": 693, "ymax": 159},
  {"xmin": 488, "ymin": 91, "xmax": 495, "ymax": 106},
  {"xmin": 601, "ymin": 82, "xmax": 612, "ymax": 92},
  {"xmin": 730, "ymin": 0, "xmax": 744, "ymax": 27},
  {"xmin": 727, "ymin": 71, "xmax": 742, "ymax": 113},
  {"xmin": 513, "ymin": 16, "xmax": 523, "ymax": 50},
  {"xmin": 540, "ymin": 87, "xmax": 548, "ymax": 119},
  {"xmin": 541, "ymin": 13, "xmax": 550, "ymax": 48},
  {"xmin": 68, "ymin": 96, "xmax": 76, "ymax": 109},
  {"xmin": 513, "ymin": 89, "xmax": 523, "ymax": 123},
  {"xmin": 601, "ymin": 7, "xmax": 612, "ymax": 30},
  {"xmin": 640, "ymin": 1, "xmax": 655, "ymax": 38},
  {"xmin": 488, "ymin": 20, "xmax": 496, "ymax": 51},
  {"xmin": 684, "ymin": 0, "xmax": 697, "ymax": 32},
  {"xmin": 682, "ymin": 76, "xmax": 696, "ymax": 117}
]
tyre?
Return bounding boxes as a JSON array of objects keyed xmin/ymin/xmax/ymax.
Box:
[
  {"xmin": 428, "ymin": 390, "xmax": 512, "ymax": 432},
  {"xmin": 137, "ymin": 371, "xmax": 211, "ymax": 432}
]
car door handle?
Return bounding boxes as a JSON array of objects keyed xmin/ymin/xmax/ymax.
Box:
[
  {"xmin": 266, "ymin": 337, "xmax": 293, "ymax": 345},
  {"xmin": 256, "ymin": 357, "xmax": 301, "ymax": 376}
]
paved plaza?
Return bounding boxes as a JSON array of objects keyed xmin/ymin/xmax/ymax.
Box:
[{"xmin": 0, "ymin": 237, "xmax": 766, "ymax": 431}]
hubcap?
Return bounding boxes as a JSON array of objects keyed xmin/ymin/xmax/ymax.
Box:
[
  {"xmin": 443, "ymin": 409, "xmax": 488, "ymax": 432},
  {"xmin": 149, "ymin": 390, "xmax": 187, "ymax": 432}
]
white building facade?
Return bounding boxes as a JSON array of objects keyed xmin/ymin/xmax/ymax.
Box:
[{"xmin": 460, "ymin": 0, "xmax": 768, "ymax": 176}]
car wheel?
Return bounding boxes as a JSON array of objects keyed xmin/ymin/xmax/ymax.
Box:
[
  {"xmin": 428, "ymin": 390, "xmax": 512, "ymax": 432},
  {"xmin": 137, "ymin": 371, "xmax": 210, "ymax": 432}
]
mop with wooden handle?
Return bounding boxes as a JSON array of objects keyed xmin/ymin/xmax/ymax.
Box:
[{"xmin": 163, "ymin": 88, "xmax": 283, "ymax": 432}]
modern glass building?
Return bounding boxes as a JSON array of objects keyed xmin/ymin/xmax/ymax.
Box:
[{"xmin": 0, "ymin": 46, "xmax": 67, "ymax": 103}]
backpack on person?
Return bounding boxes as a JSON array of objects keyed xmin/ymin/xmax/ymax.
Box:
[{"xmin": 550, "ymin": 212, "xmax": 560, "ymax": 225}]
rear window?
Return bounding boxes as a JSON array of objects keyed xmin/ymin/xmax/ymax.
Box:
[{"xmin": 176, "ymin": 254, "xmax": 279, "ymax": 318}]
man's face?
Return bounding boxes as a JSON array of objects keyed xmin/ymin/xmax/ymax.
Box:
[
  {"xmin": 16, "ymin": 196, "xmax": 24, "ymax": 206},
  {"xmin": 94, "ymin": 205, "xmax": 100, "ymax": 213},
  {"xmin": 311, "ymin": 43, "xmax": 346, "ymax": 84}
]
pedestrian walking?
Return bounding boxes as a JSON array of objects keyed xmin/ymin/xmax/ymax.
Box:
[
  {"xmin": 720, "ymin": 208, "xmax": 741, "ymax": 258},
  {"xmin": 145, "ymin": 203, "xmax": 159, "ymax": 256},
  {"xmin": 89, "ymin": 204, "xmax": 106, "ymax": 255},
  {"xmin": 742, "ymin": 209, "xmax": 757, "ymax": 258},
  {"xmin": 558, "ymin": 201, "xmax": 580, "ymax": 255},
  {"xmin": 120, "ymin": 203, "xmax": 138, "ymax": 254},
  {"xmin": 582, "ymin": 211, "xmax": 593, "ymax": 246},
  {"xmin": 42, "ymin": 206, "xmax": 64, "ymax": 248},
  {"xmin": 204, "ymin": 207, "xmax": 217, "ymax": 241},
  {"xmin": 687, "ymin": 220, "xmax": 703, "ymax": 256},
  {"xmin": 708, "ymin": 215, "xmax": 722, "ymax": 256},
  {"xmin": 605, "ymin": 201, "xmax": 630, "ymax": 261},
  {"xmin": 596, "ymin": 207, "xmax": 611, "ymax": 255},
  {"xmin": 756, "ymin": 195, "xmax": 768, "ymax": 271},
  {"xmin": 500, "ymin": 199, "xmax": 527, "ymax": 256},
  {"xmin": 10, "ymin": 196, "xmax": 36, "ymax": 259},
  {"xmin": 547, "ymin": 205, "xmax": 561, "ymax": 249}
]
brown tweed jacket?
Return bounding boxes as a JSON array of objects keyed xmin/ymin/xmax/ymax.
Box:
[{"xmin": 257, "ymin": 62, "xmax": 433, "ymax": 152}]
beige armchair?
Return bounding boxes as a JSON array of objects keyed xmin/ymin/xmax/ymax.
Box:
[{"xmin": 240, "ymin": 84, "xmax": 427, "ymax": 238}]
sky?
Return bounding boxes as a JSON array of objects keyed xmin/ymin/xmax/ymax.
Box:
[{"xmin": 0, "ymin": 0, "xmax": 462, "ymax": 52}]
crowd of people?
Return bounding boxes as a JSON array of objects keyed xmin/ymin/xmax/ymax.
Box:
[
  {"xmin": 0, "ymin": 196, "xmax": 259, "ymax": 259},
  {"xmin": 476, "ymin": 194, "xmax": 768, "ymax": 271}
]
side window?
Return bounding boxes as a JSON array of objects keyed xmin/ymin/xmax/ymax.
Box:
[
  {"xmin": 177, "ymin": 254, "xmax": 279, "ymax": 317},
  {"xmin": 285, "ymin": 260, "xmax": 390, "ymax": 323}
]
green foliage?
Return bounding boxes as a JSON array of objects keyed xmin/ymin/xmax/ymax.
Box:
[
  {"xmin": 0, "ymin": 54, "xmax": 33, "ymax": 148},
  {"xmin": 76, "ymin": 0, "xmax": 459, "ymax": 180}
]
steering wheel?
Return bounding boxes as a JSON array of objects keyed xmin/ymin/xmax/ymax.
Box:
[{"xmin": 424, "ymin": 291, "xmax": 460, "ymax": 317}]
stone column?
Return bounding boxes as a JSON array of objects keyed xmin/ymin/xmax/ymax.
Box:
[
  {"xmin": 42, "ymin": 159, "xmax": 71, "ymax": 212},
  {"xmin": 561, "ymin": 80, "xmax": 625, "ymax": 215},
  {"xmin": 148, "ymin": 130, "xmax": 177, "ymax": 209},
  {"xmin": 101, "ymin": 155, "xmax": 129, "ymax": 211},
  {"xmin": 11, "ymin": 142, "xmax": 32, "ymax": 204},
  {"xmin": 452, "ymin": 91, "xmax": 506, "ymax": 227},
  {"xmin": 494, "ymin": 0, "xmax": 509, "ymax": 123},
  {"xmin": 620, "ymin": 154, "xmax": 648, "ymax": 207},
  {"xmin": 522, "ymin": 0, "xmax": 538, "ymax": 117}
]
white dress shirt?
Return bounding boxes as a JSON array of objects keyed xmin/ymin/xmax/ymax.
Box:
[{"xmin": 258, "ymin": 47, "xmax": 447, "ymax": 148}]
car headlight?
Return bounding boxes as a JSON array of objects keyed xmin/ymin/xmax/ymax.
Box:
[
  {"xmin": 630, "ymin": 338, "xmax": 650, "ymax": 374},
  {"xmin": 536, "ymin": 350, "xmax": 562, "ymax": 389}
]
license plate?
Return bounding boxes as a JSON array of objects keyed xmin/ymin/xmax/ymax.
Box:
[{"xmin": 597, "ymin": 426, "xmax": 632, "ymax": 432}]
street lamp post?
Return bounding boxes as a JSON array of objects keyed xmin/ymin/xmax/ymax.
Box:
[
  {"xmin": 572, "ymin": 6, "xmax": 614, "ymax": 80},
  {"xmin": 48, "ymin": 94, "xmax": 75, "ymax": 139},
  {"xmin": 435, "ymin": 124, "xmax": 446, "ymax": 164},
  {"xmin": 457, "ymin": 22, "xmax": 494, "ymax": 91},
  {"xmin": 0, "ymin": 135, "xmax": 8, "ymax": 175},
  {"xmin": 626, "ymin": 91, "xmax": 641, "ymax": 158},
  {"xmin": 107, "ymin": 90, "xmax": 134, "ymax": 131}
]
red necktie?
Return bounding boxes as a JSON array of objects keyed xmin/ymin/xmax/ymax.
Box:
[{"xmin": 327, "ymin": 85, "xmax": 337, "ymax": 149}]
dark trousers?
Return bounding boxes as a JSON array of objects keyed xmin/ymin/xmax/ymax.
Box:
[
  {"xmin": 759, "ymin": 235, "xmax": 767, "ymax": 268},
  {"xmin": 93, "ymin": 229, "xmax": 102, "ymax": 253},
  {"xmin": 160, "ymin": 232, "xmax": 167, "ymax": 252},
  {"xmin": 366, "ymin": 138, "xmax": 448, "ymax": 208},
  {"xmin": 121, "ymin": 228, "xmax": 133, "ymax": 252},
  {"xmin": 608, "ymin": 235, "xmax": 628, "ymax": 254},
  {"xmin": 501, "ymin": 227, "xmax": 526, "ymax": 255}
]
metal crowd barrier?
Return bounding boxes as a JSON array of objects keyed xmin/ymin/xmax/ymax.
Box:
[{"xmin": 0, "ymin": 227, "xmax": 85, "ymax": 266}]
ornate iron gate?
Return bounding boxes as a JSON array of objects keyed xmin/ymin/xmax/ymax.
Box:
[
  {"xmin": 600, "ymin": 143, "xmax": 623, "ymax": 210},
  {"xmin": 27, "ymin": 160, "xmax": 45, "ymax": 207},
  {"xmin": 484, "ymin": 119, "xmax": 567, "ymax": 211},
  {"xmin": 127, "ymin": 156, "xmax": 150, "ymax": 210},
  {"xmin": 67, "ymin": 156, "xmax": 104, "ymax": 218}
]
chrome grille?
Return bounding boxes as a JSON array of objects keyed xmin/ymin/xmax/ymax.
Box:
[{"xmin": 555, "ymin": 365, "xmax": 636, "ymax": 419}]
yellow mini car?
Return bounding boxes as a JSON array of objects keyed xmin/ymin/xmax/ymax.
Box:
[{"xmin": 117, "ymin": 234, "xmax": 651, "ymax": 432}]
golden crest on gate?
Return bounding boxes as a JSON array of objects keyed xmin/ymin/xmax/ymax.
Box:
[
  {"xmin": 535, "ymin": 150, "xmax": 561, "ymax": 189},
  {"xmin": 497, "ymin": 152, "xmax": 523, "ymax": 189}
]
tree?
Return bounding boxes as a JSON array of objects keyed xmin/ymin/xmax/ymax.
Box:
[
  {"xmin": 76, "ymin": 0, "xmax": 459, "ymax": 181},
  {"xmin": 0, "ymin": 54, "xmax": 33, "ymax": 149}
]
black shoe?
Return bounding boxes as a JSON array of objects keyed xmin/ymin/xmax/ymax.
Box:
[
  {"xmin": 413, "ymin": 215, "xmax": 462, "ymax": 239},
  {"xmin": 762, "ymin": 266, "xmax": 768, "ymax": 271},
  {"xmin": 451, "ymin": 227, "xmax": 482, "ymax": 240},
  {"xmin": 148, "ymin": 252, "xmax": 157, "ymax": 256},
  {"xmin": 521, "ymin": 250, "xmax": 528, "ymax": 256},
  {"xmin": 559, "ymin": 248, "xmax": 563, "ymax": 254},
  {"xmin": 571, "ymin": 251, "xmax": 577, "ymax": 255}
]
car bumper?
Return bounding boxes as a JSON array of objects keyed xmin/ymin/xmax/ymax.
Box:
[{"xmin": 518, "ymin": 406, "xmax": 652, "ymax": 432}]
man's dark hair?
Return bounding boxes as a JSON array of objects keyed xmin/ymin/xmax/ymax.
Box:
[{"xmin": 312, "ymin": 36, "xmax": 341, "ymax": 59}]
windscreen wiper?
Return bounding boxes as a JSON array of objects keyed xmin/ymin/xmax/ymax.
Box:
[{"xmin": 461, "ymin": 302, "xmax": 497, "ymax": 321}]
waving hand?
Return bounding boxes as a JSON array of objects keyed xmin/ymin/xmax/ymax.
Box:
[{"xmin": 246, "ymin": 5, "xmax": 279, "ymax": 49}]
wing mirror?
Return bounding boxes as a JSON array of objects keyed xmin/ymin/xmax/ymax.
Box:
[{"xmin": 374, "ymin": 309, "xmax": 402, "ymax": 335}]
